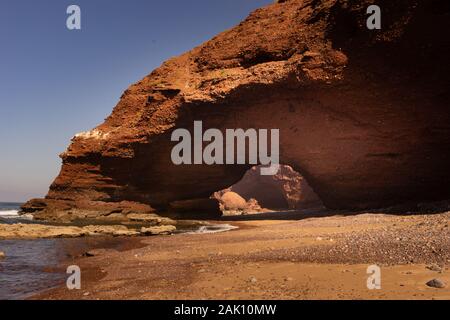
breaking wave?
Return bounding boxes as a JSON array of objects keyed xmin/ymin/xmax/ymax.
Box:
[
  {"xmin": 0, "ymin": 210, "xmax": 20, "ymax": 217},
  {"xmin": 187, "ymin": 224, "xmax": 238, "ymax": 235}
]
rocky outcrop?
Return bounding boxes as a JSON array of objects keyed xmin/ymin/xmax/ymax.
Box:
[
  {"xmin": 21, "ymin": 199, "xmax": 179, "ymax": 225},
  {"xmin": 23, "ymin": 0, "xmax": 450, "ymax": 220},
  {"xmin": 140, "ymin": 225, "xmax": 176, "ymax": 236},
  {"xmin": 0, "ymin": 223, "xmax": 176, "ymax": 240}
]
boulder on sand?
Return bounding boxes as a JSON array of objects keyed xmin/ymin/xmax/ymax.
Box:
[
  {"xmin": 220, "ymin": 192, "xmax": 248, "ymax": 211},
  {"xmin": 426, "ymin": 279, "xmax": 446, "ymax": 289}
]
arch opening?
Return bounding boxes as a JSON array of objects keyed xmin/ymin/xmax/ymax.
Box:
[{"xmin": 213, "ymin": 164, "xmax": 324, "ymax": 216}]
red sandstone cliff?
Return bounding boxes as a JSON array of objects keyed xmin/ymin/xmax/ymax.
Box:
[{"xmin": 23, "ymin": 0, "xmax": 450, "ymax": 220}]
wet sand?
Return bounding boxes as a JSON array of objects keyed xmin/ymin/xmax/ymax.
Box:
[
  {"xmin": 31, "ymin": 210, "xmax": 449, "ymax": 300},
  {"xmin": 0, "ymin": 237, "xmax": 147, "ymax": 300}
]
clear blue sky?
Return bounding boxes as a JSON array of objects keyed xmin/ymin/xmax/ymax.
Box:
[{"xmin": 0, "ymin": 0, "xmax": 272, "ymax": 202}]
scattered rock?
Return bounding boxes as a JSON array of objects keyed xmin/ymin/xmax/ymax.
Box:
[
  {"xmin": 249, "ymin": 276, "xmax": 258, "ymax": 284},
  {"xmin": 426, "ymin": 279, "xmax": 446, "ymax": 289},
  {"xmin": 0, "ymin": 251, "xmax": 5, "ymax": 259}
]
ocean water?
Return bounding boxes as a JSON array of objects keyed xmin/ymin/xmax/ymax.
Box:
[
  {"xmin": 0, "ymin": 202, "xmax": 21, "ymax": 217},
  {"xmin": 0, "ymin": 236, "xmax": 150, "ymax": 300},
  {"xmin": 0, "ymin": 202, "xmax": 35, "ymax": 225},
  {"xmin": 0, "ymin": 239, "xmax": 68, "ymax": 299},
  {"xmin": 0, "ymin": 203, "xmax": 60, "ymax": 299}
]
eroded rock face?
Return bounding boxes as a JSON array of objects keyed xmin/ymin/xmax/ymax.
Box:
[{"xmin": 24, "ymin": 0, "xmax": 450, "ymax": 219}]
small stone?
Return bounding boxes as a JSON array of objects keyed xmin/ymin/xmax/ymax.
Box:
[
  {"xmin": 249, "ymin": 276, "xmax": 258, "ymax": 283},
  {"xmin": 83, "ymin": 292, "xmax": 90, "ymax": 296},
  {"xmin": 426, "ymin": 264, "xmax": 442, "ymax": 272},
  {"xmin": 285, "ymin": 277, "xmax": 294, "ymax": 282},
  {"xmin": 0, "ymin": 251, "xmax": 5, "ymax": 259},
  {"xmin": 83, "ymin": 251, "xmax": 96, "ymax": 257},
  {"xmin": 198, "ymin": 269, "xmax": 206, "ymax": 273},
  {"xmin": 426, "ymin": 279, "xmax": 446, "ymax": 289}
]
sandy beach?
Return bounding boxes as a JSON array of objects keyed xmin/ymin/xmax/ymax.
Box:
[{"xmin": 31, "ymin": 209, "xmax": 449, "ymax": 300}]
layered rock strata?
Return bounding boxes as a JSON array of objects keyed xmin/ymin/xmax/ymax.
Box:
[{"xmin": 23, "ymin": 0, "xmax": 450, "ymax": 220}]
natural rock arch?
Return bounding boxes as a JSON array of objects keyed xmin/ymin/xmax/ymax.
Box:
[{"xmin": 24, "ymin": 0, "xmax": 450, "ymax": 220}]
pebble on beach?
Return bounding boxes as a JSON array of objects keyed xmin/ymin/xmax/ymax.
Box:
[{"xmin": 426, "ymin": 279, "xmax": 446, "ymax": 289}]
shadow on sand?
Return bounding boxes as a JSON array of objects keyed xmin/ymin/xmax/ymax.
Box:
[{"xmin": 216, "ymin": 202, "xmax": 450, "ymax": 222}]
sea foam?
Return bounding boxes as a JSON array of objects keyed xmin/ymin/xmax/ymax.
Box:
[
  {"xmin": 187, "ymin": 224, "xmax": 238, "ymax": 235},
  {"xmin": 0, "ymin": 210, "xmax": 33, "ymax": 221},
  {"xmin": 0, "ymin": 210, "xmax": 19, "ymax": 217}
]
